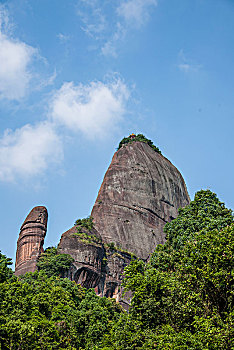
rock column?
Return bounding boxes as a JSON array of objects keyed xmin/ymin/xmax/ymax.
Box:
[{"xmin": 15, "ymin": 206, "xmax": 48, "ymax": 276}]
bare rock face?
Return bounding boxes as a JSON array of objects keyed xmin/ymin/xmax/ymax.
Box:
[
  {"xmin": 104, "ymin": 248, "xmax": 132, "ymax": 308},
  {"xmin": 15, "ymin": 206, "xmax": 48, "ymax": 276},
  {"xmin": 58, "ymin": 226, "xmax": 104, "ymax": 291},
  {"xmin": 58, "ymin": 225, "xmax": 132, "ymax": 306},
  {"xmin": 91, "ymin": 141, "xmax": 190, "ymax": 260}
]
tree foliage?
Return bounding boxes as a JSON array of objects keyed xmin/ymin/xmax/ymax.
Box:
[
  {"xmin": 117, "ymin": 134, "xmax": 161, "ymax": 154},
  {"xmin": 104, "ymin": 190, "xmax": 234, "ymax": 349},
  {"xmin": 75, "ymin": 216, "xmax": 95, "ymax": 232},
  {"xmin": 37, "ymin": 247, "xmax": 74, "ymax": 278},
  {"xmin": 163, "ymin": 189, "xmax": 233, "ymax": 250},
  {"xmin": 0, "ymin": 251, "xmax": 14, "ymax": 283},
  {"xmin": 0, "ymin": 271, "xmax": 122, "ymax": 349}
]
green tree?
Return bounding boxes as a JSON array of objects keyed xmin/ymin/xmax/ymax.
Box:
[
  {"xmin": 37, "ymin": 247, "xmax": 74, "ymax": 278},
  {"xmin": 0, "ymin": 270, "xmax": 122, "ymax": 349},
  {"xmin": 1, "ymin": 190, "xmax": 233, "ymax": 349},
  {"xmin": 75, "ymin": 216, "xmax": 95, "ymax": 231},
  {"xmin": 163, "ymin": 189, "xmax": 233, "ymax": 250},
  {"xmin": 0, "ymin": 251, "xmax": 14, "ymax": 283},
  {"xmin": 102, "ymin": 190, "xmax": 234, "ymax": 349}
]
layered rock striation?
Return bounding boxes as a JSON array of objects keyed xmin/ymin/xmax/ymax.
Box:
[
  {"xmin": 91, "ymin": 141, "xmax": 190, "ymax": 260},
  {"xmin": 15, "ymin": 206, "xmax": 48, "ymax": 276},
  {"xmin": 58, "ymin": 226, "xmax": 104, "ymax": 290},
  {"xmin": 58, "ymin": 225, "xmax": 132, "ymax": 306}
]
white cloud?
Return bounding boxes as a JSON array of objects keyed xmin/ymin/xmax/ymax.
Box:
[
  {"xmin": 0, "ymin": 33, "xmax": 35, "ymax": 100},
  {"xmin": 57, "ymin": 33, "xmax": 70, "ymax": 42},
  {"xmin": 0, "ymin": 76, "xmax": 129, "ymax": 182},
  {"xmin": 0, "ymin": 5, "xmax": 11, "ymax": 34},
  {"xmin": 76, "ymin": 0, "xmax": 157, "ymax": 57},
  {"xmin": 0, "ymin": 6, "xmax": 55, "ymax": 101},
  {"xmin": 101, "ymin": 23, "xmax": 125, "ymax": 57},
  {"xmin": 178, "ymin": 63, "xmax": 201, "ymax": 73},
  {"xmin": 117, "ymin": 0, "xmax": 157, "ymax": 27},
  {"xmin": 0, "ymin": 122, "xmax": 62, "ymax": 182},
  {"xmin": 77, "ymin": 1, "xmax": 106, "ymax": 39},
  {"xmin": 0, "ymin": 6, "xmax": 36, "ymax": 101},
  {"xmin": 178, "ymin": 63, "xmax": 191, "ymax": 73},
  {"xmin": 49, "ymin": 79, "xmax": 130, "ymax": 138},
  {"xmin": 178, "ymin": 50, "xmax": 202, "ymax": 73}
]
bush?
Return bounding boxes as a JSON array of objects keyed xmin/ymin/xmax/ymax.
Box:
[
  {"xmin": 74, "ymin": 216, "xmax": 94, "ymax": 232},
  {"xmin": 117, "ymin": 134, "xmax": 161, "ymax": 154},
  {"xmin": 37, "ymin": 247, "xmax": 74, "ymax": 278}
]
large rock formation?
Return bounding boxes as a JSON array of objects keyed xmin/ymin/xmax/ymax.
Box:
[
  {"xmin": 91, "ymin": 141, "xmax": 190, "ymax": 260},
  {"xmin": 58, "ymin": 140, "xmax": 190, "ymax": 304},
  {"xmin": 15, "ymin": 206, "xmax": 48, "ymax": 276},
  {"xmin": 14, "ymin": 139, "xmax": 190, "ymax": 306}
]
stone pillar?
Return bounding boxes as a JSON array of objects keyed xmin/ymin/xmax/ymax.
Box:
[{"xmin": 15, "ymin": 206, "xmax": 48, "ymax": 276}]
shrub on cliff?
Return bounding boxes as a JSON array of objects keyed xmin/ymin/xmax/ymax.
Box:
[
  {"xmin": 37, "ymin": 247, "xmax": 74, "ymax": 278},
  {"xmin": 75, "ymin": 216, "xmax": 95, "ymax": 232},
  {"xmin": 117, "ymin": 134, "xmax": 161, "ymax": 154}
]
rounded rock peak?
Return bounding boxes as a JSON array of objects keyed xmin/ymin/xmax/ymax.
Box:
[
  {"xmin": 21, "ymin": 206, "xmax": 48, "ymax": 229},
  {"xmin": 91, "ymin": 139, "xmax": 190, "ymax": 259}
]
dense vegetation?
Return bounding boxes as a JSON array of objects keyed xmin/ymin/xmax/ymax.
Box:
[
  {"xmin": 118, "ymin": 134, "xmax": 161, "ymax": 154},
  {"xmin": 37, "ymin": 247, "xmax": 74, "ymax": 278},
  {"xmin": 0, "ymin": 190, "xmax": 233, "ymax": 349},
  {"xmin": 73, "ymin": 216, "xmax": 102, "ymax": 245},
  {"xmin": 108, "ymin": 190, "xmax": 234, "ymax": 349},
  {"xmin": 0, "ymin": 271, "xmax": 122, "ymax": 349},
  {"xmin": 75, "ymin": 216, "xmax": 95, "ymax": 233},
  {"xmin": 0, "ymin": 251, "xmax": 13, "ymax": 283}
]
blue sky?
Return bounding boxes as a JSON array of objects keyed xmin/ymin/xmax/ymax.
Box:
[{"xmin": 0, "ymin": 0, "xmax": 233, "ymax": 263}]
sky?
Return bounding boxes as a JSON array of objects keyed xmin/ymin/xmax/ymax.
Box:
[{"xmin": 0, "ymin": 0, "xmax": 233, "ymax": 264}]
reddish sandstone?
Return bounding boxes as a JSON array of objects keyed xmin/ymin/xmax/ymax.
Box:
[
  {"xmin": 91, "ymin": 141, "xmax": 190, "ymax": 260},
  {"xmin": 15, "ymin": 206, "xmax": 48, "ymax": 276}
]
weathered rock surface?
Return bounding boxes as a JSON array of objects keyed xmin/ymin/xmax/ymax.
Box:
[
  {"xmin": 104, "ymin": 248, "xmax": 132, "ymax": 307},
  {"xmin": 58, "ymin": 226, "xmax": 104, "ymax": 290},
  {"xmin": 15, "ymin": 206, "xmax": 48, "ymax": 276},
  {"xmin": 58, "ymin": 225, "xmax": 132, "ymax": 306},
  {"xmin": 91, "ymin": 141, "xmax": 190, "ymax": 260}
]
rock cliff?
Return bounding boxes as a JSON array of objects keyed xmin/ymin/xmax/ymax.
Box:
[
  {"xmin": 58, "ymin": 224, "xmax": 132, "ymax": 306},
  {"xmin": 15, "ymin": 206, "xmax": 48, "ymax": 276},
  {"xmin": 58, "ymin": 139, "xmax": 189, "ymax": 303},
  {"xmin": 91, "ymin": 141, "xmax": 190, "ymax": 260}
]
